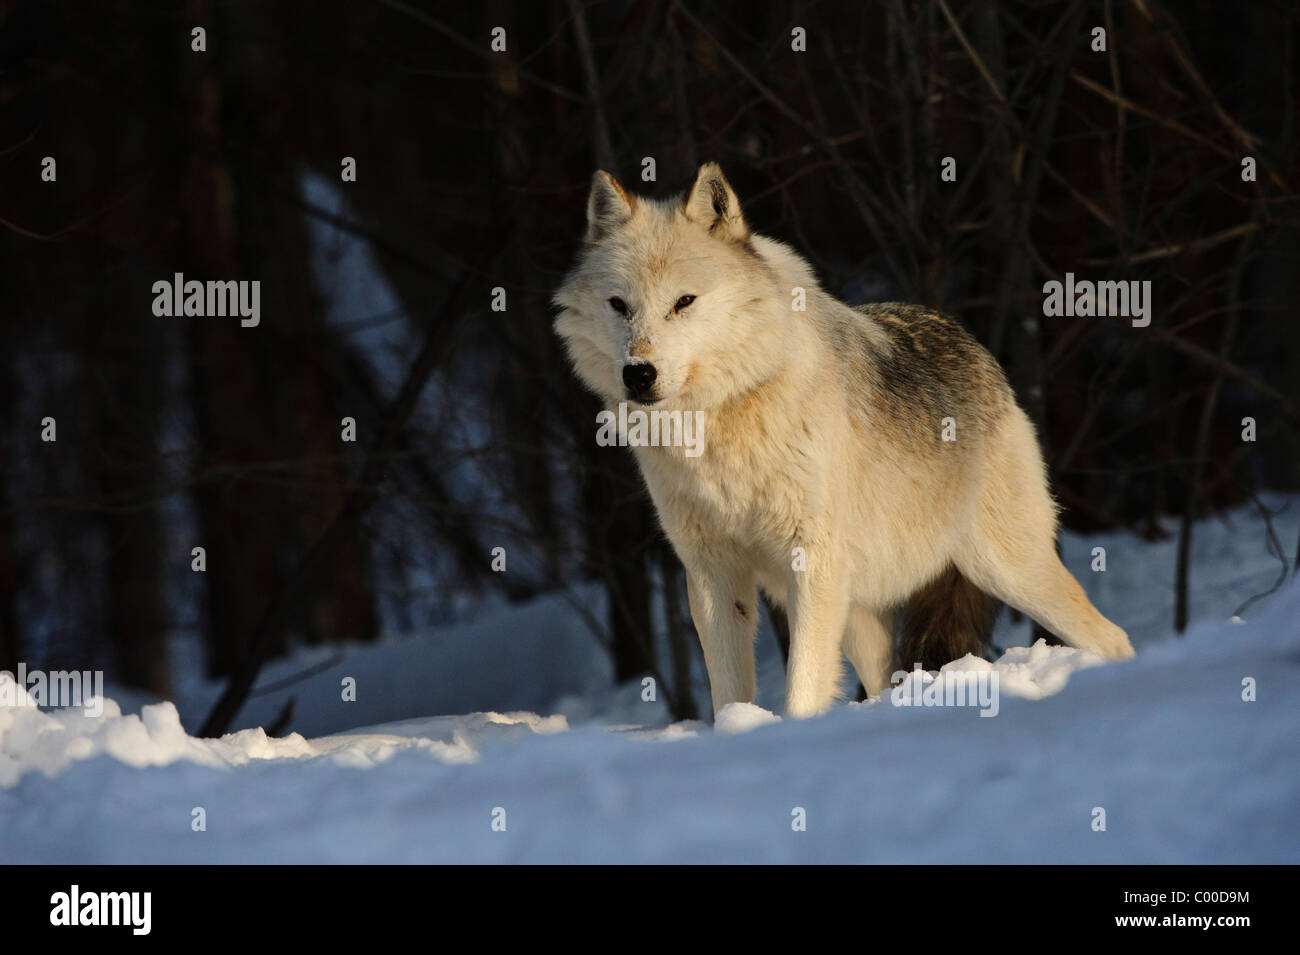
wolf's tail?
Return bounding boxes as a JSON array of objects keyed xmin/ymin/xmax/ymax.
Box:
[{"xmin": 898, "ymin": 565, "xmax": 999, "ymax": 671}]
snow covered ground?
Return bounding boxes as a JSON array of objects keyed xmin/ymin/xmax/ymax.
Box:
[{"xmin": 1, "ymin": 499, "xmax": 1297, "ymax": 863}]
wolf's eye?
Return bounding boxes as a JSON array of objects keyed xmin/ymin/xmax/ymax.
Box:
[
  {"xmin": 609, "ymin": 297, "xmax": 628, "ymax": 316},
  {"xmin": 673, "ymin": 295, "xmax": 696, "ymax": 313}
]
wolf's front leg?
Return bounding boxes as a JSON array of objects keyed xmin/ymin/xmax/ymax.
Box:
[
  {"xmin": 784, "ymin": 551, "xmax": 850, "ymax": 718},
  {"xmin": 684, "ymin": 567, "xmax": 758, "ymax": 716}
]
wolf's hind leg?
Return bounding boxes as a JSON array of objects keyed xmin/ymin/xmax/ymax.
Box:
[
  {"xmin": 959, "ymin": 412, "xmax": 1135, "ymax": 660},
  {"xmin": 842, "ymin": 606, "xmax": 896, "ymax": 698},
  {"xmin": 963, "ymin": 545, "xmax": 1133, "ymax": 659},
  {"xmin": 685, "ymin": 567, "xmax": 759, "ymax": 716}
]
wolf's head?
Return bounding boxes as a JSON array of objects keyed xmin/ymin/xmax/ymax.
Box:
[{"xmin": 553, "ymin": 163, "xmax": 794, "ymax": 410}]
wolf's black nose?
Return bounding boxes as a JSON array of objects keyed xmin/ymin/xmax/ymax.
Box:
[{"xmin": 622, "ymin": 362, "xmax": 658, "ymax": 400}]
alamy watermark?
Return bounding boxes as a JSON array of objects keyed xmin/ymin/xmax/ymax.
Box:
[
  {"xmin": 0, "ymin": 663, "xmax": 104, "ymax": 717},
  {"xmin": 152, "ymin": 272, "xmax": 260, "ymax": 327},
  {"xmin": 596, "ymin": 402, "xmax": 706, "ymax": 457},
  {"xmin": 890, "ymin": 664, "xmax": 1000, "ymax": 717},
  {"xmin": 50, "ymin": 885, "xmax": 151, "ymax": 935},
  {"xmin": 1042, "ymin": 272, "xmax": 1151, "ymax": 327}
]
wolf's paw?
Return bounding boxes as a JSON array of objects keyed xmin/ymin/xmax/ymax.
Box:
[{"xmin": 1093, "ymin": 623, "xmax": 1136, "ymax": 660}]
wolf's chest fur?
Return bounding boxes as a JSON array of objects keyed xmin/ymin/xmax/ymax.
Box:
[
  {"xmin": 630, "ymin": 332, "xmax": 981, "ymax": 609},
  {"xmin": 634, "ymin": 361, "xmax": 835, "ymax": 523},
  {"xmin": 639, "ymin": 418, "xmax": 816, "ymax": 538}
]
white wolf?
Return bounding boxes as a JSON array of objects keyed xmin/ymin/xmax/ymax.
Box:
[{"xmin": 554, "ymin": 163, "xmax": 1135, "ymax": 718}]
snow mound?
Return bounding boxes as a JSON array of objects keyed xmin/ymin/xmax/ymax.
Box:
[
  {"xmin": 0, "ymin": 676, "xmax": 564, "ymax": 788},
  {"xmin": 0, "ymin": 635, "xmax": 1124, "ymax": 787},
  {"xmin": 891, "ymin": 639, "xmax": 1108, "ymax": 703},
  {"xmin": 0, "ymin": 636, "xmax": 1111, "ymax": 786},
  {"xmin": 715, "ymin": 702, "xmax": 782, "ymax": 734}
]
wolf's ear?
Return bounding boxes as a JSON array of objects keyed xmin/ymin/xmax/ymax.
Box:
[
  {"xmin": 585, "ymin": 170, "xmax": 635, "ymax": 243},
  {"xmin": 683, "ymin": 162, "xmax": 748, "ymax": 242}
]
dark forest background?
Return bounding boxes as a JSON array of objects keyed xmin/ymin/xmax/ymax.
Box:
[{"xmin": 1, "ymin": 0, "xmax": 1297, "ymax": 734}]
